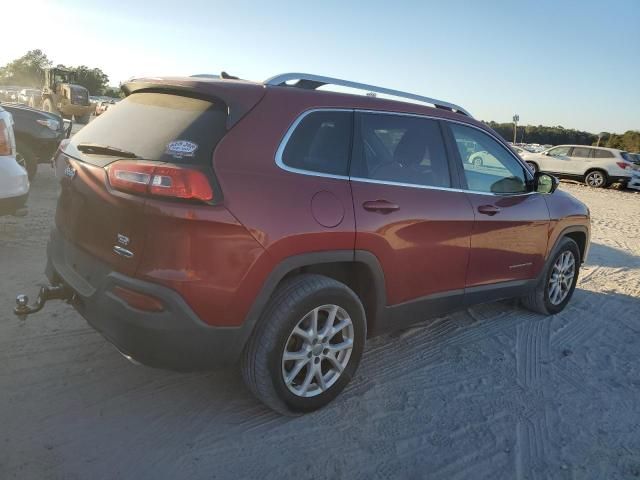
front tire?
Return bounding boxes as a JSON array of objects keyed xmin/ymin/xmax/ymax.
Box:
[
  {"xmin": 42, "ymin": 98, "xmax": 59, "ymax": 117},
  {"xmin": 472, "ymin": 156, "xmax": 483, "ymax": 167},
  {"xmin": 521, "ymin": 237, "xmax": 580, "ymax": 315},
  {"xmin": 241, "ymin": 274, "xmax": 366, "ymax": 415}
]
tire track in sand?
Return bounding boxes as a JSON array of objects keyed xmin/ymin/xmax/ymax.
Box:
[{"xmin": 514, "ymin": 317, "xmax": 553, "ymax": 480}]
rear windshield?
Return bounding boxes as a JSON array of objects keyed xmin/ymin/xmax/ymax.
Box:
[
  {"xmin": 69, "ymin": 92, "xmax": 227, "ymax": 165},
  {"xmin": 620, "ymin": 152, "xmax": 632, "ymax": 162}
]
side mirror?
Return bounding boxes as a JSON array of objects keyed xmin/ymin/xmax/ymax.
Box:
[{"xmin": 534, "ymin": 172, "xmax": 558, "ymax": 194}]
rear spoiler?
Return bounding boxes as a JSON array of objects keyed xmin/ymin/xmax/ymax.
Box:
[{"xmin": 122, "ymin": 78, "xmax": 266, "ymax": 129}]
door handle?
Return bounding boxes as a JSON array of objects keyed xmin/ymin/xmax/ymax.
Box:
[
  {"xmin": 477, "ymin": 205, "xmax": 501, "ymax": 216},
  {"xmin": 362, "ymin": 200, "xmax": 400, "ymax": 214}
]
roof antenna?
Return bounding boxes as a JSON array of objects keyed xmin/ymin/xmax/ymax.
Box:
[{"xmin": 220, "ymin": 71, "xmax": 239, "ymax": 80}]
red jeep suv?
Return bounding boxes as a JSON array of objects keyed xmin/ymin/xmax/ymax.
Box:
[{"xmin": 19, "ymin": 73, "xmax": 590, "ymax": 414}]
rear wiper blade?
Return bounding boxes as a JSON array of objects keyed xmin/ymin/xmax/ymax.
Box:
[{"xmin": 76, "ymin": 143, "xmax": 140, "ymax": 158}]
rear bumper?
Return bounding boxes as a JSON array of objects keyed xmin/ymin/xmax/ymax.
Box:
[
  {"xmin": 0, "ymin": 192, "xmax": 28, "ymax": 216},
  {"xmin": 608, "ymin": 175, "xmax": 631, "ymax": 184},
  {"xmin": 46, "ymin": 228, "xmax": 250, "ymax": 370}
]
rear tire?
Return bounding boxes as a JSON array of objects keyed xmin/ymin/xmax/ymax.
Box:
[
  {"xmin": 472, "ymin": 156, "xmax": 483, "ymax": 167},
  {"xmin": 584, "ymin": 169, "xmax": 608, "ymax": 188},
  {"xmin": 521, "ymin": 237, "xmax": 580, "ymax": 315},
  {"xmin": 526, "ymin": 161, "xmax": 538, "ymax": 173},
  {"xmin": 75, "ymin": 114, "xmax": 90, "ymax": 124},
  {"xmin": 241, "ymin": 274, "xmax": 366, "ymax": 415}
]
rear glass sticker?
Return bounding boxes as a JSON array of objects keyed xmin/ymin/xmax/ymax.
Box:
[{"xmin": 166, "ymin": 140, "xmax": 198, "ymax": 158}]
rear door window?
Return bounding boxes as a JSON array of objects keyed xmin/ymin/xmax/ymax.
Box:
[
  {"xmin": 351, "ymin": 112, "xmax": 451, "ymax": 188},
  {"xmin": 280, "ymin": 111, "xmax": 353, "ymax": 176},
  {"xmin": 69, "ymin": 92, "xmax": 228, "ymax": 166},
  {"xmin": 593, "ymin": 149, "xmax": 614, "ymax": 158}
]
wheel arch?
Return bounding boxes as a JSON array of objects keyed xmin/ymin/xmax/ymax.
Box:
[
  {"xmin": 240, "ymin": 250, "xmax": 387, "ymax": 350},
  {"xmin": 584, "ymin": 167, "xmax": 608, "ymax": 180},
  {"xmin": 547, "ymin": 225, "xmax": 589, "ymax": 264}
]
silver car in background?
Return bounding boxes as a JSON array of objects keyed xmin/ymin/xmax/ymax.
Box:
[
  {"xmin": 0, "ymin": 106, "xmax": 29, "ymax": 216},
  {"xmin": 519, "ymin": 145, "xmax": 634, "ymax": 188}
]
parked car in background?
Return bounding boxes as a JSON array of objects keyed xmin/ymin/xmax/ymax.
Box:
[
  {"xmin": 18, "ymin": 88, "xmax": 42, "ymax": 106},
  {"xmin": 0, "ymin": 87, "xmax": 20, "ymax": 102},
  {"xmin": 94, "ymin": 99, "xmax": 118, "ymax": 116},
  {"xmin": 0, "ymin": 106, "xmax": 29, "ymax": 216},
  {"xmin": 523, "ymin": 145, "xmax": 634, "ymax": 188},
  {"xmin": 19, "ymin": 73, "xmax": 590, "ymax": 415},
  {"xmin": 468, "ymin": 149, "xmax": 503, "ymax": 168},
  {"xmin": 0, "ymin": 102, "xmax": 69, "ymax": 180}
]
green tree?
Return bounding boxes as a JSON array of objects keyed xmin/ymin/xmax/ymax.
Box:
[
  {"xmin": 0, "ymin": 49, "xmax": 51, "ymax": 87},
  {"xmin": 103, "ymin": 85, "xmax": 124, "ymax": 98},
  {"xmin": 65, "ymin": 65, "xmax": 109, "ymax": 95},
  {"xmin": 483, "ymin": 121, "xmax": 598, "ymax": 146}
]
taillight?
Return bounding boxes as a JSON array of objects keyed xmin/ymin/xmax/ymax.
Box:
[
  {"xmin": 106, "ymin": 160, "xmax": 213, "ymax": 201},
  {"xmin": 616, "ymin": 162, "xmax": 630, "ymax": 170},
  {"xmin": 0, "ymin": 119, "xmax": 13, "ymax": 156}
]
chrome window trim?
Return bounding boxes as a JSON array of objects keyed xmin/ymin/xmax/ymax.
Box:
[
  {"xmin": 348, "ymin": 176, "xmax": 536, "ymax": 197},
  {"xmin": 274, "ymin": 108, "xmax": 352, "ymax": 181},
  {"xmin": 274, "ymin": 108, "xmax": 537, "ymax": 197}
]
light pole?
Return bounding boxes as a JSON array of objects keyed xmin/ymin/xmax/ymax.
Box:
[
  {"xmin": 597, "ymin": 132, "xmax": 608, "ymax": 147},
  {"xmin": 513, "ymin": 114, "xmax": 519, "ymax": 144}
]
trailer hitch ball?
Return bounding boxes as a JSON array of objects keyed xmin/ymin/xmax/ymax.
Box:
[
  {"xmin": 15, "ymin": 295, "xmax": 30, "ymax": 320},
  {"xmin": 14, "ymin": 284, "xmax": 72, "ymax": 320}
]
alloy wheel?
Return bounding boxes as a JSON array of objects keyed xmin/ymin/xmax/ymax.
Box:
[
  {"xmin": 548, "ymin": 251, "xmax": 576, "ymax": 305},
  {"xmin": 586, "ymin": 171, "xmax": 605, "ymax": 187},
  {"xmin": 281, "ymin": 304, "xmax": 354, "ymax": 398}
]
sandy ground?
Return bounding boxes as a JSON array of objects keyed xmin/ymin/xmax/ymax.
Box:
[{"xmin": 1, "ymin": 164, "xmax": 639, "ymax": 480}]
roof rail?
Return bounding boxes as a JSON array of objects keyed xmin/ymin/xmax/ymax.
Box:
[{"xmin": 264, "ymin": 73, "xmax": 471, "ymax": 117}]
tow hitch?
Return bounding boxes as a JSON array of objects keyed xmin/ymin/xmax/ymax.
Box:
[{"xmin": 14, "ymin": 284, "xmax": 75, "ymax": 320}]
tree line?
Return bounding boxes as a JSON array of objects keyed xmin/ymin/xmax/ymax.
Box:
[
  {"xmin": 0, "ymin": 49, "xmax": 122, "ymax": 98},
  {"xmin": 484, "ymin": 121, "xmax": 639, "ymax": 153}
]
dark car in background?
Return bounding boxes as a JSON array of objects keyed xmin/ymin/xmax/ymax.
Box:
[{"xmin": 0, "ymin": 102, "xmax": 69, "ymax": 180}]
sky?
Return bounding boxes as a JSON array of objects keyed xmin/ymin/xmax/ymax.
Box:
[{"xmin": 2, "ymin": 0, "xmax": 639, "ymax": 133}]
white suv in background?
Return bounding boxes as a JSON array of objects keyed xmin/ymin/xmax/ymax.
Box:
[
  {"xmin": 522, "ymin": 145, "xmax": 635, "ymax": 188},
  {"xmin": 0, "ymin": 106, "xmax": 29, "ymax": 216}
]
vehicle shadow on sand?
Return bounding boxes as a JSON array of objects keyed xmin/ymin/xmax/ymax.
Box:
[{"xmin": 586, "ymin": 242, "xmax": 640, "ymax": 269}]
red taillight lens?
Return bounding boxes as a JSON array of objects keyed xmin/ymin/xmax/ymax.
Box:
[
  {"xmin": 0, "ymin": 120, "xmax": 13, "ymax": 156},
  {"xmin": 106, "ymin": 160, "xmax": 213, "ymax": 201},
  {"xmin": 616, "ymin": 162, "xmax": 630, "ymax": 170},
  {"xmin": 112, "ymin": 286, "xmax": 164, "ymax": 312}
]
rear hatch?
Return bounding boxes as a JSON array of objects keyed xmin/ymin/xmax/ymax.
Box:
[{"xmin": 53, "ymin": 91, "xmax": 229, "ymax": 276}]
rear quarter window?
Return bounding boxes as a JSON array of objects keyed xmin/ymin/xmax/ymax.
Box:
[
  {"xmin": 280, "ymin": 111, "xmax": 352, "ymax": 176},
  {"xmin": 70, "ymin": 92, "xmax": 227, "ymax": 165}
]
